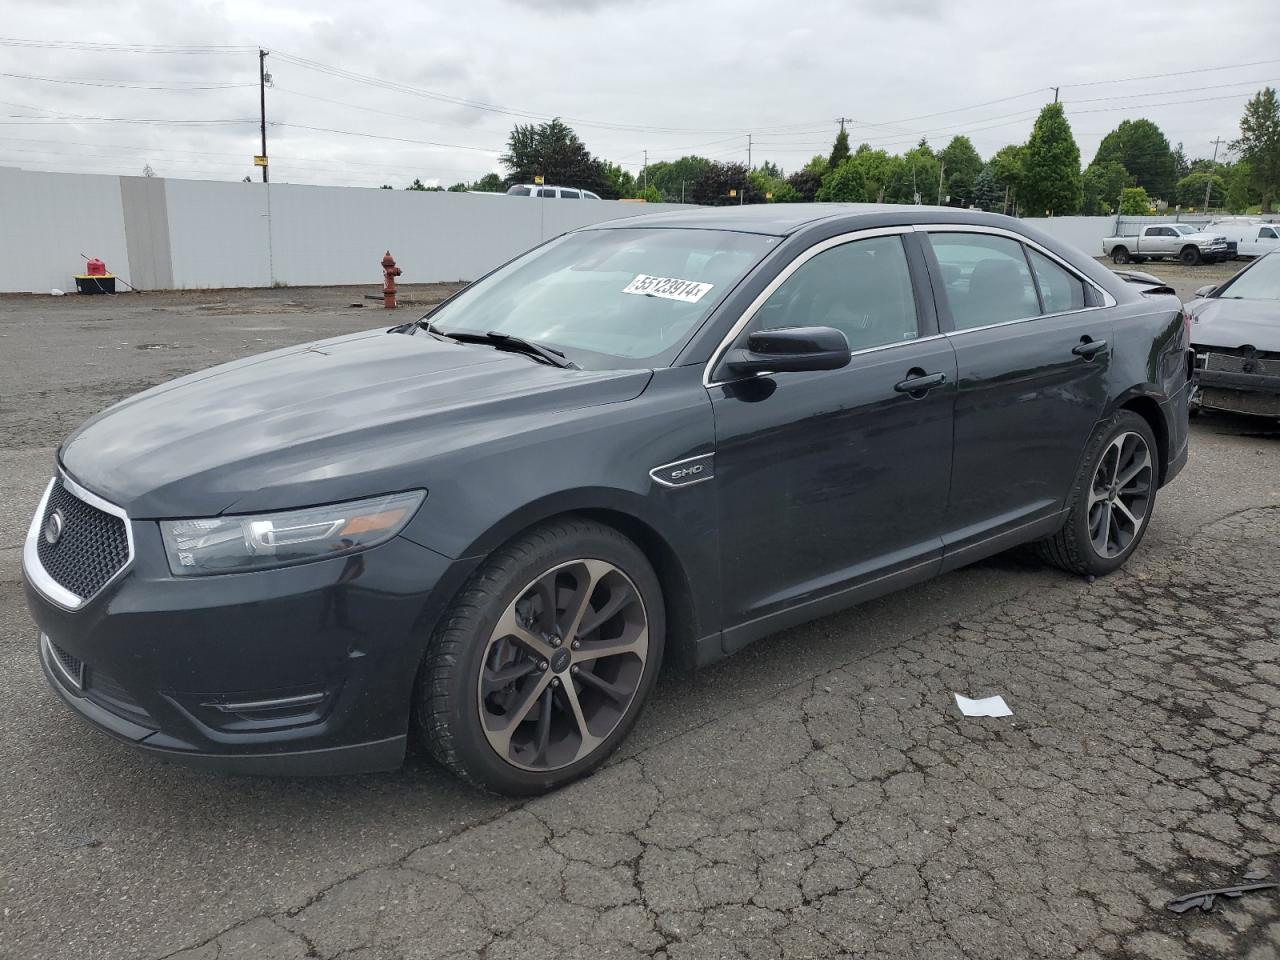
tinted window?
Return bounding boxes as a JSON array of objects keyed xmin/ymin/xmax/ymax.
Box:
[
  {"xmin": 427, "ymin": 228, "xmax": 778, "ymax": 367},
  {"xmin": 927, "ymin": 233, "xmax": 1039, "ymax": 329},
  {"xmin": 560, "ymin": 190, "xmax": 580, "ymax": 199},
  {"xmin": 1261, "ymin": 227, "xmax": 1277, "ymax": 239},
  {"xmin": 1027, "ymin": 248, "xmax": 1086, "ymax": 314},
  {"xmin": 507, "ymin": 186, "xmax": 531, "ymax": 196},
  {"xmin": 584, "ymin": 191, "xmax": 601, "ymax": 200},
  {"xmin": 538, "ymin": 188, "xmax": 555, "ymax": 198},
  {"xmin": 749, "ymin": 235, "xmax": 918, "ymax": 352}
]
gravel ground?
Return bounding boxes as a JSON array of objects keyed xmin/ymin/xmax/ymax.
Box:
[{"xmin": 1, "ymin": 286, "xmax": 1277, "ymax": 960}]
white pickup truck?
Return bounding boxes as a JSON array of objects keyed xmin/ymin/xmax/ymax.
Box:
[{"xmin": 1102, "ymin": 224, "xmax": 1230, "ymax": 266}]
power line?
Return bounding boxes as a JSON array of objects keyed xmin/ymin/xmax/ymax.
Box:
[
  {"xmin": 0, "ymin": 36, "xmax": 253, "ymax": 53},
  {"xmin": 1059, "ymin": 57, "xmax": 1280, "ymax": 89},
  {"xmin": 0, "ymin": 71, "xmax": 254, "ymax": 90}
]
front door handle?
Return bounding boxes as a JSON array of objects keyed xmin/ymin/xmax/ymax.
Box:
[
  {"xmin": 894, "ymin": 370, "xmax": 947, "ymax": 395},
  {"xmin": 1072, "ymin": 338, "xmax": 1107, "ymax": 359}
]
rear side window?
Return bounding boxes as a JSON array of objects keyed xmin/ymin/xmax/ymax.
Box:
[
  {"xmin": 926, "ymin": 233, "xmax": 1039, "ymax": 329},
  {"xmin": 749, "ymin": 235, "xmax": 919, "ymax": 352},
  {"xmin": 507, "ymin": 186, "xmax": 531, "ymax": 196},
  {"xmin": 561, "ymin": 190, "xmax": 580, "ymax": 199},
  {"xmin": 538, "ymin": 188, "xmax": 555, "ymax": 198},
  {"xmin": 1027, "ymin": 248, "xmax": 1086, "ymax": 314}
]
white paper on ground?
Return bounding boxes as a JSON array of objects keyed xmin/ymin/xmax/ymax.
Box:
[{"xmin": 954, "ymin": 693, "xmax": 1013, "ymax": 717}]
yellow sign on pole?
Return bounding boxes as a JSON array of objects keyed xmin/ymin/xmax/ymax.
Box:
[
  {"xmin": 728, "ymin": 188, "xmax": 737, "ymax": 197},
  {"xmin": 253, "ymin": 156, "xmax": 268, "ymax": 167},
  {"xmin": 533, "ymin": 175, "xmax": 545, "ymax": 185}
]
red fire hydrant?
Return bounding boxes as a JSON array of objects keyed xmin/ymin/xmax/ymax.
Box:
[{"xmin": 381, "ymin": 251, "xmax": 402, "ymax": 309}]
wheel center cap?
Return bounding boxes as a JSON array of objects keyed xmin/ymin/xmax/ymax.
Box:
[{"xmin": 550, "ymin": 648, "xmax": 572, "ymax": 674}]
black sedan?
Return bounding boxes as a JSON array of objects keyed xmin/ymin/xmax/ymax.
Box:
[
  {"xmin": 23, "ymin": 206, "xmax": 1190, "ymax": 794},
  {"xmin": 1189, "ymin": 250, "xmax": 1280, "ymax": 418}
]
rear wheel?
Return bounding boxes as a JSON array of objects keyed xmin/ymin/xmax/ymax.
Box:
[
  {"xmin": 1035, "ymin": 411, "xmax": 1158, "ymax": 577},
  {"xmin": 416, "ymin": 518, "xmax": 664, "ymax": 795},
  {"xmin": 1180, "ymin": 245, "xmax": 1202, "ymax": 266},
  {"xmin": 1111, "ymin": 247, "xmax": 1131, "ymax": 264}
]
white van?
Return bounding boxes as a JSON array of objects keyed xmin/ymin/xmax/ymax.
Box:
[
  {"xmin": 506, "ymin": 184, "xmax": 603, "ymax": 200},
  {"xmin": 1205, "ymin": 218, "xmax": 1280, "ymax": 258}
]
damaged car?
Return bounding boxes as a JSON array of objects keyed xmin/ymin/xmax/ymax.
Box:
[{"xmin": 1189, "ymin": 250, "xmax": 1280, "ymax": 419}]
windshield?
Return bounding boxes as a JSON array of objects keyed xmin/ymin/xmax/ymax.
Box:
[
  {"xmin": 1216, "ymin": 252, "xmax": 1280, "ymax": 301},
  {"xmin": 1172, "ymin": 224, "xmax": 1197, "ymax": 235},
  {"xmin": 425, "ymin": 228, "xmax": 779, "ymax": 368}
]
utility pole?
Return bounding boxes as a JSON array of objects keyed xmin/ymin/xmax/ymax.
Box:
[
  {"xmin": 642, "ymin": 149, "xmax": 647, "ymax": 191},
  {"xmin": 1203, "ymin": 136, "xmax": 1224, "ymax": 214},
  {"xmin": 258, "ymin": 48, "xmax": 270, "ymax": 183},
  {"xmin": 744, "ymin": 133, "xmax": 751, "ymax": 205},
  {"xmin": 835, "ymin": 117, "xmax": 852, "ymax": 135},
  {"xmin": 1053, "ymin": 86, "xmax": 1059, "ymax": 103},
  {"xmin": 937, "ymin": 162, "xmax": 945, "ymax": 206}
]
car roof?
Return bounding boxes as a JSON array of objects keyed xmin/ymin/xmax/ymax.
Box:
[{"xmin": 585, "ymin": 203, "xmax": 1022, "ymax": 237}]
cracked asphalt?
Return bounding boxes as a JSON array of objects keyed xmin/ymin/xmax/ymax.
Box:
[{"xmin": 2, "ymin": 288, "xmax": 1278, "ymax": 960}]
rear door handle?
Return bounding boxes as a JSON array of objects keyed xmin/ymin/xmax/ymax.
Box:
[
  {"xmin": 894, "ymin": 371, "xmax": 947, "ymax": 395},
  {"xmin": 1072, "ymin": 338, "xmax": 1107, "ymax": 359}
]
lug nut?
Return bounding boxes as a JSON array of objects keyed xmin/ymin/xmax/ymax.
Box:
[
  {"xmin": 551, "ymin": 677, "xmax": 560, "ymax": 687},
  {"xmin": 570, "ymin": 665, "xmax": 580, "ymax": 675},
  {"xmin": 571, "ymin": 639, "xmax": 580, "ymax": 650},
  {"xmin": 551, "ymin": 636, "xmax": 562, "ymax": 647},
  {"xmin": 538, "ymin": 661, "xmax": 549, "ymax": 671}
]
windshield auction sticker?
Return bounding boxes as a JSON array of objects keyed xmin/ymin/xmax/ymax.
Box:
[{"xmin": 622, "ymin": 274, "xmax": 714, "ymax": 303}]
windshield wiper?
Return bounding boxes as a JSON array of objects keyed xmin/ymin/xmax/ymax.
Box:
[{"xmin": 434, "ymin": 328, "xmax": 578, "ymax": 369}]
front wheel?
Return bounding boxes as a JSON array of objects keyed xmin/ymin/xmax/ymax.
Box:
[
  {"xmin": 416, "ymin": 518, "xmax": 664, "ymax": 795},
  {"xmin": 1035, "ymin": 411, "xmax": 1159, "ymax": 577},
  {"xmin": 1180, "ymin": 246, "xmax": 1202, "ymax": 266}
]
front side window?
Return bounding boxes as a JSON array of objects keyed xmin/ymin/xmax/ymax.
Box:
[
  {"xmin": 1027, "ymin": 248, "xmax": 1086, "ymax": 314},
  {"xmin": 425, "ymin": 228, "xmax": 779, "ymax": 367},
  {"xmin": 561, "ymin": 190, "xmax": 580, "ymax": 199},
  {"xmin": 1261, "ymin": 227, "xmax": 1277, "ymax": 239},
  {"xmin": 927, "ymin": 233, "xmax": 1039, "ymax": 329},
  {"xmin": 746, "ymin": 235, "xmax": 919, "ymax": 352}
]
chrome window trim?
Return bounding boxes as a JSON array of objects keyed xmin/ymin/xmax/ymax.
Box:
[
  {"xmin": 22, "ymin": 471, "xmax": 136, "ymax": 612},
  {"xmin": 703, "ymin": 225, "xmax": 918, "ymax": 388},
  {"xmin": 915, "ymin": 223, "xmax": 1118, "ymax": 314}
]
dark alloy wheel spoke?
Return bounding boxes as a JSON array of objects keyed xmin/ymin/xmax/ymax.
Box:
[
  {"xmin": 1086, "ymin": 431, "xmax": 1152, "ymax": 559},
  {"xmin": 477, "ymin": 558, "xmax": 649, "ymax": 772}
]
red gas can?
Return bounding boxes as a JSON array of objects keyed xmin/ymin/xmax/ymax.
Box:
[{"xmin": 85, "ymin": 258, "xmax": 107, "ymax": 276}]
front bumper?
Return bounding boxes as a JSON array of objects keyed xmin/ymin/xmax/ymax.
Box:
[
  {"xmin": 1193, "ymin": 351, "xmax": 1280, "ymax": 417},
  {"xmin": 24, "ymin": 495, "xmax": 472, "ymax": 775}
]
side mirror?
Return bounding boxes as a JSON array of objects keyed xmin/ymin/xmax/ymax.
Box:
[
  {"xmin": 727, "ymin": 326, "xmax": 851, "ymax": 374},
  {"xmin": 1194, "ymin": 284, "xmax": 1216, "ymax": 298}
]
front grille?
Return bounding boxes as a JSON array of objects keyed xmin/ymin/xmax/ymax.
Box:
[{"xmin": 35, "ymin": 478, "xmax": 130, "ymax": 601}]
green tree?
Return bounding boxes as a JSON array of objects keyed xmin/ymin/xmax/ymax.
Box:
[
  {"xmin": 1231, "ymin": 86, "xmax": 1280, "ymax": 213},
  {"xmin": 1175, "ymin": 172, "xmax": 1226, "ymax": 210},
  {"xmin": 816, "ymin": 158, "xmax": 867, "ymax": 202},
  {"xmin": 1119, "ymin": 186, "xmax": 1151, "ymax": 215},
  {"xmin": 406, "ymin": 178, "xmax": 429, "ymax": 191},
  {"xmin": 971, "ymin": 165, "xmax": 1000, "ymax": 211},
  {"xmin": 601, "ymin": 162, "xmax": 637, "ymax": 199},
  {"xmin": 446, "ymin": 182, "xmax": 468, "ymax": 192},
  {"xmin": 989, "ymin": 144, "xmax": 1025, "ymax": 212},
  {"xmin": 1021, "ymin": 103, "xmax": 1082, "ymax": 215},
  {"xmin": 379, "ymin": 184, "xmax": 393, "ymax": 189},
  {"xmin": 895, "ymin": 141, "xmax": 941, "ymax": 204},
  {"xmin": 690, "ymin": 162, "xmax": 759, "ymax": 206},
  {"xmin": 850, "ymin": 145, "xmax": 902, "ymax": 203},
  {"xmin": 500, "ymin": 118, "xmax": 608, "ymax": 195},
  {"xmin": 471, "ymin": 172, "xmax": 505, "ymax": 193},
  {"xmin": 637, "ymin": 184, "xmax": 664, "ymax": 203},
  {"xmin": 1092, "ymin": 119, "xmax": 1176, "ymax": 202},
  {"xmin": 1226, "ymin": 161, "xmax": 1256, "ymax": 213},
  {"xmin": 1081, "ymin": 161, "xmax": 1130, "ymax": 215},
  {"xmin": 828, "ymin": 128, "xmax": 851, "ymax": 170},
  {"xmin": 645, "ymin": 156, "xmax": 713, "ymax": 202},
  {"xmin": 749, "ymin": 166, "xmax": 795, "ymax": 202},
  {"xmin": 939, "ymin": 135, "xmax": 983, "ymax": 206},
  {"xmin": 786, "ymin": 167, "xmax": 823, "ymax": 202}
]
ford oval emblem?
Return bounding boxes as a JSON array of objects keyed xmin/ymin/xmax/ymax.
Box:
[{"xmin": 44, "ymin": 509, "xmax": 65, "ymax": 545}]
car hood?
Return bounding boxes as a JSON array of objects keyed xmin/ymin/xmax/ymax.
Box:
[
  {"xmin": 60, "ymin": 329, "xmax": 652, "ymax": 518},
  {"xmin": 1189, "ymin": 297, "xmax": 1280, "ymax": 351}
]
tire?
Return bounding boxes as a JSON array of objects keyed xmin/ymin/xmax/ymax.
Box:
[
  {"xmin": 1035, "ymin": 411, "xmax": 1159, "ymax": 577},
  {"xmin": 1111, "ymin": 247, "xmax": 1130, "ymax": 264},
  {"xmin": 416, "ymin": 518, "xmax": 664, "ymax": 795},
  {"xmin": 1180, "ymin": 245, "xmax": 1202, "ymax": 266}
]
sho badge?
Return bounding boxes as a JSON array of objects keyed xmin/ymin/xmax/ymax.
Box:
[{"xmin": 649, "ymin": 454, "xmax": 715, "ymax": 488}]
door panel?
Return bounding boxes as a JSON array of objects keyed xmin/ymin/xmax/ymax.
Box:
[
  {"xmin": 708, "ymin": 230, "xmax": 955, "ymax": 639},
  {"xmin": 924, "ymin": 230, "xmax": 1112, "ymax": 551}
]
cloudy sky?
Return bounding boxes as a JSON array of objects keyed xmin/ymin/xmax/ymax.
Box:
[{"xmin": 1, "ymin": 0, "xmax": 1276, "ymax": 189}]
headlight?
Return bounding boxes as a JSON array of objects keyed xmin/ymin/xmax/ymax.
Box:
[{"xmin": 160, "ymin": 491, "xmax": 425, "ymax": 576}]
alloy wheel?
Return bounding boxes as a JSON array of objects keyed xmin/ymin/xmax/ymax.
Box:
[
  {"xmin": 477, "ymin": 558, "xmax": 649, "ymax": 772},
  {"xmin": 1088, "ymin": 431, "xmax": 1153, "ymax": 558}
]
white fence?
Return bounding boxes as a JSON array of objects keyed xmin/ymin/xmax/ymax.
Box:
[{"xmin": 0, "ymin": 166, "xmax": 693, "ymax": 294}]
